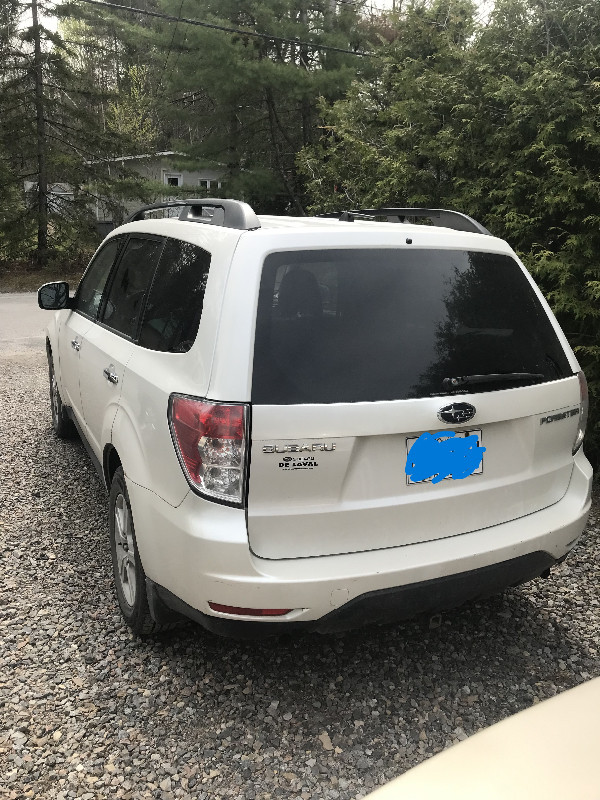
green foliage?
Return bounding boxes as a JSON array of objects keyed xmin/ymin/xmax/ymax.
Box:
[
  {"xmin": 107, "ymin": 65, "xmax": 159, "ymax": 151},
  {"xmin": 0, "ymin": 1, "xmax": 160, "ymax": 264},
  {"xmin": 148, "ymin": 0, "xmax": 370, "ymax": 211},
  {"xmin": 299, "ymin": 0, "xmax": 477, "ymax": 210},
  {"xmin": 1, "ymin": 0, "xmax": 376, "ymax": 263},
  {"xmin": 300, "ymin": 0, "xmax": 600, "ymax": 468}
]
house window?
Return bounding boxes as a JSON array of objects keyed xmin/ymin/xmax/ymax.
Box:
[
  {"xmin": 164, "ymin": 173, "xmax": 182, "ymax": 187},
  {"xmin": 198, "ymin": 179, "xmax": 224, "ymax": 191}
]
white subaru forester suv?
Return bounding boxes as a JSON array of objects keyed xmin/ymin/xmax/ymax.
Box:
[{"xmin": 38, "ymin": 200, "xmax": 592, "ymax": 636}]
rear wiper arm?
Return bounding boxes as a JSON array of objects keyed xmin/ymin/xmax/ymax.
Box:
[{"xmin": 442, "ymin": 372, "xmax": 545, "ymax": 390}]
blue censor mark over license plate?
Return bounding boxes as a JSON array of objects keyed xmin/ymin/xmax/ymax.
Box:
[{"xmin": 405, "ymin": 429, "xmax": 485, "ymax": 485}]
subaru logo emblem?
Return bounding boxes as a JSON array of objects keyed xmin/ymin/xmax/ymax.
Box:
[{"xmin": 438, "ymin": 402, "xmax": 476, "ymax": 425}]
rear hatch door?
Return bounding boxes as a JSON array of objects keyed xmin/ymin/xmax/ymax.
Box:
[{"xmin": 247, "ymin": 247, "xmax": 579, "ymax": 559}]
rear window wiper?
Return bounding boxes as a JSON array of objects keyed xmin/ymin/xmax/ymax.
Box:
[{"xmin": 442, "ymin": 372, "xmax": 545, "ymax": 391}]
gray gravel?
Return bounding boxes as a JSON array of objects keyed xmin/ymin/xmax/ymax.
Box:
[{"xmin": 1, "ymin": 336, "xmax": 599, "ymax": 800}]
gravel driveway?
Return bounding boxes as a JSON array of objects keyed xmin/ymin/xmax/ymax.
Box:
[{"xmin": 1, "ymin": 297, "xmax": 599, "ymax": 800}]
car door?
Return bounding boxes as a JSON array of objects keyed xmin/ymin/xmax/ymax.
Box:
[
  {"xmin": 57, "ymin": 237, "xmax": 123, "ymax": 426},
  {"xmin": 78, "ymin": 235, "xmax": 165, "ymax": 460}
]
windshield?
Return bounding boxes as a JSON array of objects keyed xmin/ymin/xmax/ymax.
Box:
[{"xmin": 251, "ymin": 249, "xmax": 572, "ymax": 405}]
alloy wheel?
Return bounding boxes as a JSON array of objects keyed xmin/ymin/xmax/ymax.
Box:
[{"xmin": 114, "ymin": 492, "xmax": 137, "ymax": 608}]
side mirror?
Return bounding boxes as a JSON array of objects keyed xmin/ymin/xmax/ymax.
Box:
[{"xmin": 38, "ymin": 282, "xmax": 71, "ymax": 310}]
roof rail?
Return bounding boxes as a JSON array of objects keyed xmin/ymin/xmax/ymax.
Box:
[
  {"xmin": 318, "ymin": 207, "xmax": 490, "ymax": 235},
  {"xmin": 123, "ymin": 199, "xmax": 261, "ymax": 231}
]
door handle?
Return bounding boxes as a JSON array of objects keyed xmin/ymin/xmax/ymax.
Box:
[
  {"xmin": 71, "ymin": 339, "xmax": 81, "ymax": 351},
  {"xmin": 103, "ymin": 366, "xmax": 119, "ymax": 385}
]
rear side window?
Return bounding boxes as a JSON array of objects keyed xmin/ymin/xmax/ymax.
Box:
[
  {"xmin": 75, "ymin": 238, "xmax": 122, "ymax": 319},
  {"xmin": 252, "ymin": 249, "xmax": 572, "ymax": 405},
  {"xmin": 101, "ymin": 237, "xmax": 164, "ymax": 339},
  {"xmin": 138, "ymin": 238, "xmax": 211, "ymax": 353}
]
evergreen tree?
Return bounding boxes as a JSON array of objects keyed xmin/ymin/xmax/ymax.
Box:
[
  {"xmin": 0, "ymin": 0, "xmax": 37, "ymax": 260},
  {"xmin": 150, "ymin": 0, "xmax": 370, "ymax": 212},
  {"xmin": 298, "ymin": 0, "xmax": 477, "ymax": 210},
  {"xmin": 0, "ymin": 0, "xmax": 150, "ymax": 266}
]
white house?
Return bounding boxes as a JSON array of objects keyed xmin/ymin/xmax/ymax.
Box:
[{"xmin": 91, "ymin": 151, "xmax": 226, "ymax": 225}]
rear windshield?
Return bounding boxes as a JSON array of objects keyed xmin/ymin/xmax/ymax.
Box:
[{"xmin": 252, "ymin": 249, "xmax": 572, "ymax": 405}]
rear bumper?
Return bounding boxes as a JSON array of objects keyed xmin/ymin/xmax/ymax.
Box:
[
  {"xmin": 127, "ymin": 450, "xmax": 592, "ymax": 636},
  {"xmin": 147, "ymin": 550, "xmax": 558, "ymax": 638}
]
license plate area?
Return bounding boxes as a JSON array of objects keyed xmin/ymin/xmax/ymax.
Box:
[{"xmin": 406, "ymin": 429, "xmax": 484, "ymax": 485}]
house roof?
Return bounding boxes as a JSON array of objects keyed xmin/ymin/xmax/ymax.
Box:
[
  {"xmin": 85, "ymin": 151, "xmax": 185, "ymax": 167},
  {"xmin": 85, "ymin": 152, "xmax": 227, "ymax": 168}
]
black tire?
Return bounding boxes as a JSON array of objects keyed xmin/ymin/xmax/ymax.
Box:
[
  {"xmin": 47, "ymin": 351, "xmax": 76, "ymax": 439},
  {"xmin": 109, "ymin": 467, "xmax": 164, "ymax": 635}
]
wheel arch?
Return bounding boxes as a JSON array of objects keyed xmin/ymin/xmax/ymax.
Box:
[
  {"xmin": 46, "ymin": 336, "xmax": 56, "ymax": 369},
  {"xmin": 45, "ymin": 330, "xmax": 65, "ymax": 400},
  {"xmin": 103, "ymin": 444, "xmax": 122, "ymax": 490},
  {"xmin": 43, "ymin": 309, "xmax": 61, "ymax": 362}
]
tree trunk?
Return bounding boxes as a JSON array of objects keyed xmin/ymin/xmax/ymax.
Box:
[
  {"xmin": 265, "ymin": 89, "xmax": 305, "ymax": 215},
  {"xmin": 299, "ymin": 2, "xmax": 311, "ymax": 147},
  {"xmin": 227, "ymin": 109, "xmax": 241, "ymax": 189},
  {"xmin": 31, "ymin": 0, "xmax": 48, "ymax": 267}
]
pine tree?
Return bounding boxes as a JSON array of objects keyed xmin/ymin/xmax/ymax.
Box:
[
  {"xmin": 0, "ymin": 0, "xmax": 36, "ymax": 260},
  {"xmin": 149, "ymin": 0, "xmax": 370, "ymax": 212},
  {"xmin": 0, "ymin": 0, "xmax": 150, "ymax": 266}
]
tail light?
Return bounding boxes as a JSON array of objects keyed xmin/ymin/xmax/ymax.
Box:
[
  {"xmin": 169, "ymin": 395, "xmax": 249, "ymax": 505},
  {"xmin": 572, "ymin": 371, "xmax": 588, "ymax": 455}
]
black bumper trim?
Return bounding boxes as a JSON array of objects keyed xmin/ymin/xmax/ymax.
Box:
[{"xmin": 146, "ymin": 550, "xmax": 557, "ymax": 639}]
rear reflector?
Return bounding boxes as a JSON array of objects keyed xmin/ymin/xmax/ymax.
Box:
[
  {"xmin": 169, "ymin": 395, "xmax": 248, "ymax": 504},
  {"xmin": 208, "ymin": 603, "xmax": 292, "ymax": 617}
]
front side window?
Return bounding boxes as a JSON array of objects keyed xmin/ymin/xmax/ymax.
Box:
[
  {"xmin": 75, "ymin": 238, "xmax": 122, "ymax": 319},
  {"xmin": 101, "ymin": 237, "xmax": 164, "ymax": 339},
  {"xmin": 252, "ymin": 249, "xmax": 572, "ymax": 405},
  {"xmin": 138, "ymin": 238, "xmax": 211, "ymax": 352}
]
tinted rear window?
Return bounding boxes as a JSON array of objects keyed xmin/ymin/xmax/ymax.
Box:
[
  {"xmin": 252, "ymin": 249, "xmax": 572, "ymax": 405},
  {"xmin": 138, "ymin": 238, "xmax": 211, "ymax": 353}
]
